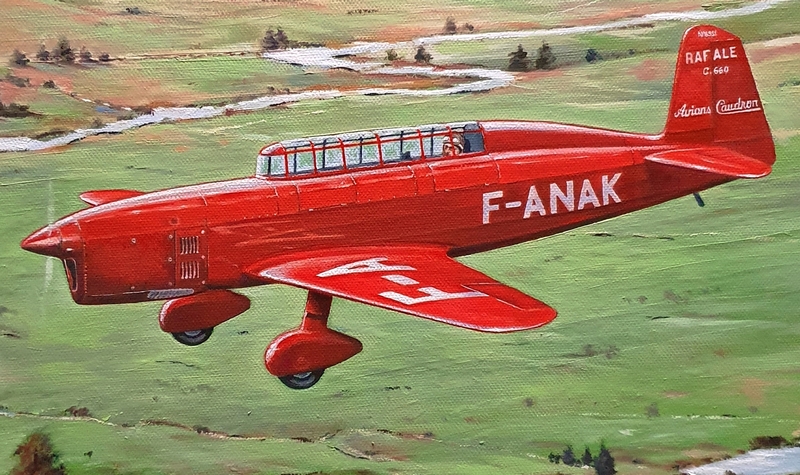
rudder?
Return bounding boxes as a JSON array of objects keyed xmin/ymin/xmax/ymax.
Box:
[{"xmin": 664, "ymin": 25, "xmax": 774, "ymax": 165}]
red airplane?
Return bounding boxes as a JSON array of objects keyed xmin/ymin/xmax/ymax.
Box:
[{"xmin": 21, "ymin": 25, "xmax": 774, "ymax": 389}]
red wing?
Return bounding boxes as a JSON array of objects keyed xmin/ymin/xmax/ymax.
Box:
[
  {"xmin": 644, "ymin": 148, "xmax": 771, "ymax": 178},
  {"xmin": 80, "ymin": 189, "xmax": 144, "ymax": 207},
  {"xmin": 246, "ymin": 246, "xmax": 557, "ymax": 333}
]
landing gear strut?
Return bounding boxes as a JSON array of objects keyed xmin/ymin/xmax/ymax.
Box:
[{"xmin": 265, "ymin": 292, "xmax": 362, "ymax": 390}]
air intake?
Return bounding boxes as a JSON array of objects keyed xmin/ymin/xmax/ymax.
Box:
[
  {"xmin": 180, "ymin": 261, "xmax": 201, "ymax": 280},
  {"xmin": 180, "ymin": 236, "xmax": 200, "ymax": 255}
]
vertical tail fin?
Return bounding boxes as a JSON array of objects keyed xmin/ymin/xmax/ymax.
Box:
[{"xmin": 664, "ymin": 25, "xmax": 774, "ymax": 165}]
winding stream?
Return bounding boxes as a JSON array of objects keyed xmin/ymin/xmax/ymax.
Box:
[{"xmin": 0, "ymin": 0, "xmax": 789, "ymax": 153}]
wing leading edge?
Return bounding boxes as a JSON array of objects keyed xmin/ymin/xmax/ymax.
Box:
[{"xmin": 246, "ymin": 246, "xmax": 557, "ymax": 333}]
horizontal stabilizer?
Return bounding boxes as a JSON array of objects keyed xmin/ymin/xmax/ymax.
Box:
[
  {"xmin": 645, "ymin": 148, "xmax": 771, "ymax": 178},
  {"xmin": 80, "ymin": 189, "xmax": 144, "ymax": 207}
]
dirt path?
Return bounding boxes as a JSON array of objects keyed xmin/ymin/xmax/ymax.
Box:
[{"xmin": 0, "ymin": 0, "xmax": 790, "ymax": 153}]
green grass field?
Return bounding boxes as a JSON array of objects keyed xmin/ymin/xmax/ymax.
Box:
[{"xmin": 2, "ymin": 2, "xmax": 800, "ymax": 474}]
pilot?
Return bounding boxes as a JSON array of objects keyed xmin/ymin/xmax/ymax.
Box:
[{"xmin": 442, "ymin": 134, "xmax": 465, "ymax": 156}]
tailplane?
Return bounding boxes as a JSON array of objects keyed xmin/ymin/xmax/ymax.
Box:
[{"xmin": 664, "ymin": 25, "xmax": 774, "ymax": 165}]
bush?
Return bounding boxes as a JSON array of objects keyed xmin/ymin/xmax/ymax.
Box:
[
  {"xmin": 79, "ymin": 46, "xmax": 93, "ymax": 62},
  {"xmin": 10, "ymin": 432, "xmax": 66, "ymax": 475},
  {"xmin": 414, "ymin": 45, "xmax": 432, "ymax": 64},
  {"xmin": 11, "ymin": 49, "xmax": 29, "ymax": 66},
  {"xmin": 36, "ymin": 44, "xmax": 50, "ymax": 61},
  {"xmin": 262, "ymin": 28, "xmax": 279, "ymax": 51},
  {"xmin": 54, "ymin": 37, "xmax": 75, "ymax": 63},
  {"xmin": 586, "ymin": 48, "xmax": 602, "ymax": 62},
  {"xmin": 749, "ymin": 435, "xmax": 791, "ymax": 449},
  {"xmin": 0, "ymin": 102, "xmax": 32, "ymax": 118},
  {"xmin": 4, "ymin": 74, "xmax": 31, "ymax": 87},
  {"xmin": 507, "ymin": 44, "xmax": 530, "ymax": 71},
  {"xmin": 386, "ymin": 49, "xmax": 399, "ymax": 61},
  {"xmin": 98, "ymin": 52, "xmax": 111, "ymax": 62},
  {"xmin": 534, "ymin": 41, "xmax": 556, "ymax": 70},
  {"xmin": 125, "ymin": 6, "xmax": 141, "ymax": 14},
  {"xmin": 463, "ymin": 22, "xmax": 474, "ymax": 32},
  {"xmin": 42, "ymin": 79, "xmax": 57, "ymax": 88},
  {"xmin": 444, "ymin": 16, "xmax": 457, "ymax": 34},
  {"xmin": 582, "ymin": 447, "xmax": 594, "ymax": 467},
  {"xmin": 562, "ymin": 445, "xmax": 577, "ymax": 466},
  {"xmin": 595, "ymin": 443, "xmax": 616, "ymax": 475}
]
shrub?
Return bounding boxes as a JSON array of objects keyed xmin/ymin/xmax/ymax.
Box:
[
  {"xmin": 4, "ymin": 74, "xmax": 31, "ymax": 87},
  {"xmin": 0, "ymin": 102, "xmax": 33, "ymax": 117},
  {"xmin": 79, "ymin": 46, "xmax": 93, "ymax": 62},
  {"xmin": 414, "ymin": 45, "xmax": 432, "ymax": 64},
  {"xmin": 262, "ymin": 28, "xmax": 279, "ymax": 51},
  {"xmin": 10, "ymin": 432, "xmax": 66, "ymax": 475},
  {"xmin": 42, "ymin": 79, "xmax": 57, "ymax": 88},
  {"xmin": 36, "ymin": 44, "xmax": 50, "ymax": 61},
  {"xmin": 562, "ymin": 445, "xmax": 577, "ymax": 466},
  {"xmin": 582, "ymin": 447, "xmax": 594, "ymax": 467},
  {"xmin": 586, "ymin": 48, "xmax": 602, "ymax": 62},
  {"xmin": 595, "ymin": 443, "xmax": 616, "ymax": 475},
  {"xmin": 125, "ymin": 6, "xmax": 142, "ymax": 14},
  {"xmin": 444, "ymin": 16, "xmax": 457, "ymax": 34},
  {"xmin": 98, "ymin": 52, "xmax": 111, "ymax": 62},
  {"xmin": 11, "ymin": 49, "xmax": 29, "ymax": 66},
  {"xmin": 507, "ymin": 44, "xmax": 530, "ymax": 71},
  {"xmin": 463, "ymin": 22, "xmax": 475, "ymax": 32},
  {"xmin": 54, "ymin": 37, "xmax": 75, "ymax": 63},
  {"xmin": 534, "ymin": 41, "xmax": 556, "ymax": 70},
  {"xmin": 386, "ymin": 49, "xmax": 399, "ymax": 61},
  {"xmin": 749, "ymin": 435, "xmax": 790, "ymax": 449}
]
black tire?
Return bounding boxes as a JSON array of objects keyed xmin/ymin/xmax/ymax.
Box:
[
  {"xmin": 171, "ymin": 327, "xmax": 213, "ymax": 346},
  {"xmin": 278, "ymin": 369, "xmax": 325, "ymax": 390}
]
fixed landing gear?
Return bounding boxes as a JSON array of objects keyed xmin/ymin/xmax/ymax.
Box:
[
  {"xmin": 171, "ymin": 327, "xmax": 214, "ymax": 346},
  {"xmin": 279, "ymin": 370, "xmax": 326, "ymax": 390},
  {"xmin": 266, "ymin": 292, "xmax": 362, "ymax": 390}
]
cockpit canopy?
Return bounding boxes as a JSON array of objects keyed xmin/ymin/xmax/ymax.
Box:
[{"xmin": 256, "ymin": 122, "xmax": 485, "ymax": 179}]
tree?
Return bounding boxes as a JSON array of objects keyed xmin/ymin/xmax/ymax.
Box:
[
  {"xmin": 414, "ymin": 45, "xmax": 432, "ymax": 64},
  {"xmin": 595, "ymin": 443, "xmax": 616, "ymax": 475},
  {"xmin": 534, "ymin": 41, "xmax": 556, "ymax": 70},
  {"xmin": 582, "ymin": 447, "xmax": 594, "ymax": 467},
  {"xmin": 11, "ymin": 432, "xmax": 66, "ymax": 475},
  {"xmin": 507, "ymin": 44, "xmax": 529, "ymax": 71},
  {"xmin": 275, "ymin": 28, "xmax": 289, "ymax": 48},
  {"xmin": 54, "ymin": 37, "xmax": 75, "ymax": 63},
  {"xmin": 586, "ymin": 48, "xmax": 602, "ymax": 63},
  {"xmin": 10, "ymin": 49, "xmax": 29, "ymax": 67},
  {"xmin": 444, "ymin": 16, "xmax": 457, "ymax": 34},
  {"xmin": 385, "ymin": 48, "xmax": 399, "ymax": 61},
  {"xmin": 562, "ymin": 445, "xmax": 577, "ymax": 466},
  {"xmin": 262, "ymin": 28, "xmax": 279, "ymax": 51},
  {"xmin": 35, "ymin": 44, "xmax": 50, "ymax": 61},
  {"xmin": 79, "ymin": 46, "xmax": 93, "ymax": 62},
  {"xmin": 463, "ymin": 22, "xmax": 475, "ymax": 32},
  {"xmin": 547, "ymin": 452, "xmax": 561, "ymax": 464}
]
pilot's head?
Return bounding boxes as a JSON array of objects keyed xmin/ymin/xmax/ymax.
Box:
[{"xmin": 443, "ymin": 134, "xmax": 464, "ymax": 156}]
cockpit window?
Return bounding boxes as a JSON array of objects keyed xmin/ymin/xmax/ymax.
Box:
[{"xmin": 256, "ymin": 121, "xmax": 485, "ymax": 178}]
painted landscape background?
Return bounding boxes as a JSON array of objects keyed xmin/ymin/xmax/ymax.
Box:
[{"xmin": 1, "ymin": 1, "xmax": 800, "ymax": 474}]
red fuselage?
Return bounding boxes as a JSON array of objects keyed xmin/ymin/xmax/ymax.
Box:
[{"xmin": 23, "ymin": 119, "xmax": 773, "ymax": 306}]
